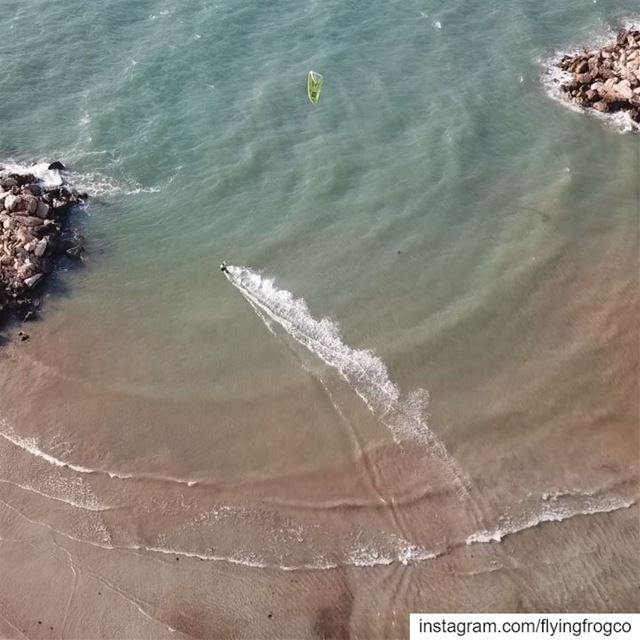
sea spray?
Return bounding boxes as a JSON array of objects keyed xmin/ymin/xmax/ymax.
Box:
[{"xmin": 224, "ymin": 264, "xmax": 471, "ymax": 496}]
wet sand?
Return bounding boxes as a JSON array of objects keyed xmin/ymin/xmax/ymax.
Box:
[{"xmin": 0, "ymin": 488, "xmax": 637, "ymax": 640}]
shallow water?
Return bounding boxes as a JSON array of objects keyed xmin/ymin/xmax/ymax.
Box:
[{"xmin": 1, "ymin": 0, "xmax": 639, "ymax": 637}]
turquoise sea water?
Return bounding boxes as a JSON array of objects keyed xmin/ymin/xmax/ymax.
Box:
[{"xmin": 0, "ymin": 1, "xmax": 638, "ymax": 633}]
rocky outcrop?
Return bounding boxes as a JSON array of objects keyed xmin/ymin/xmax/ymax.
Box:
[
  {"xmin": 0, "ymin": 166, "xmax": 87, "ymax": 324},
  {"xmin": 557, "ymin": 28, "xmax": 640, "ymax": 126}
]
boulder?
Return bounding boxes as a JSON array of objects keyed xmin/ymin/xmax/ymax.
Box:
[
  {"xmin": 575, "ymin": 72, "xmax": 592, "ymax": 84},
  {"xmin": 24, "ymin": 273, "xmax": 43, "ymax": 289},
  {"xmin": 11, "ymin": 174, "xmax": 36, "ymax": 187},
  {"xmin": 34, "ymin": 239, "xmax": 48, "ymax": 258},
  {"xmin": 573, "ymin": 59, "xmax": 589, "ymax": 74},
  {"xmin": 22, "ymin": 195, "xmax": 39, "ymax": 215},
  {"xmin": 34, "ymin": 201, "xmax": 50, "ymax": 219},
  {"xmin": 15, "ymin": 229, "xmax": 35, "ymax": 244},
  {"xmin": 614, "ymin": 79, "xmax": 634, "ymax": 100},
  {"xmin": 3, "ymin": 194, "xmax": 21, "ymax": 212},
  {"xmin": 12, "ymin": 216, "xmax": 43, "ymax": 228},
  {"xmin": 47, "ymin": 161, "xmax": 65, "ymax": 171},
  {"xmin": 593, "ymin": 100, "xmax": 610, "ymax": 112},
  {"xmin": 22, "ymin": 184, "xmax": 42, "ymax": 197},
  {"xmin": 0, "ymin": 176, "xmax": 18, "ymax": 190}
]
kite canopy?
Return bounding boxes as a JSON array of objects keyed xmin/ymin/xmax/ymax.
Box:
[{"xmin": 307, "ymin": 70, "xmax": 324, "ymax": 104}]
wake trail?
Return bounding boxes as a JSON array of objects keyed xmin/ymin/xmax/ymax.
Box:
[
  {"xmin": 224, "ymin": 264, "xmax": 471, "ymax": 497},
  {"xmin": 247, "ymin": 300, "xmax": 412, "ymax": 541}
]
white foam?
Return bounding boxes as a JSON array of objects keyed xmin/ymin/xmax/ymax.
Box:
[
  {"xmin": 0, "ymin": 161, "xmax": 63, "ymax": 188},
  {"xmin": 1, "ymin": 477, "xmax": 635, "ymax": 572},
  {"xmin": 224, "ymin": 265, "xmax": 470, "ymax": 496},
  {"xmin": 0, "ymin": 477, "xmax": 110, "ymax": 513},
  {"xmin": 0, "ymin": 421, "xmax": 201, "ymax": 487},
  {"xmin": 64, "ymin": 170, "xmax": 165, "ymax": 197},
  {"xmin": 1, "ymin": 158, "xmax": 177, "ymax": 197},
  {"xmin": 115, "ymin": 532, "xmax": 439, "ymax": 571},
  {"xmin": 0, "ymin": 426, "xmax": 96, "ymax": 475},
  {"xmin": 0, "ymin": 499, "xmax": 420, "ymax": 571},
  {"xmin": 465, "ymin": 493, "xmax": 635, "ymax": 545}
]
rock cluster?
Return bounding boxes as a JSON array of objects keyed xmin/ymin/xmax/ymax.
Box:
[
  {"xmin": 557, "ymin": 28, "xmax": 640, "ymax": 125},
  {"xmin": 0, "ymin": 164, "xmax": 87, "ymax": 323}
]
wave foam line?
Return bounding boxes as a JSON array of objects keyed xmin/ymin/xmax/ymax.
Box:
[
  {"xmin": 0, "ymin": 493, "xmax": 435, "ymax": 571},
  {"xmin": 0, "ymin": 477, "xmax": 111, "ymax": 513},
  {"xmin": 0, "ymin": 424, "xmax": 199, "ymax": 487},
  {"xmin": 0, "ymin": 490, "xmax": 634, "ymax": 572},
  {"xmin": 466, "ymin": 494, "xmax": 636, "ymax": 544},
  {"xmin": 224, "ymin": 265, "xmax": 470, "ymax": 496}
]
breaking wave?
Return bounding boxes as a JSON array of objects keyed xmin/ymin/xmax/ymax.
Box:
[
  {"xmin": 1, "ymin": 161, "xmax": 64, "ymax": 188},
  {"xmin": 466, "ymin": 491, "xmax": 636, "ymax": 544},
  {"xmin": 0, "ymin": 159, "xmax": 176, "ymax": 197},
  {"xmin": 0, "ymin": 421, "xmax": 200, "ymax": 486}
]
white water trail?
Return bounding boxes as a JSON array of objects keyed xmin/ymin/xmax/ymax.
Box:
[{"xmin": 224, "ymin": 265, "xmax": 470, "ymax": 496}]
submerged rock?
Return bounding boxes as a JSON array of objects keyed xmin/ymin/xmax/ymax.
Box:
[{"xmin": 555, "ymin": 28, "xmax": 640, "ymax": 127}]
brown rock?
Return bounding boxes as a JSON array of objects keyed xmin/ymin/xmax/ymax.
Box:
[
  {"xmin": 35, "ymin": 201, "xmax": 50, "ymax": 219},
  {"xmin": 21, "ymin": 195, "xmax": 38, "ymax": 215},
  {"xmin": 3, "ymin": 194, "xmax": 21, "ymax": 212},
  {"xmin": 12, "ymin": 216, "xmax": 43, "ymax": 228},
  {"xmin": 21, "ymin": 184, "xmax": 42, "ymax": 197},
  {"xmin": 598, "ymin": 66, "xmax": 616, "ymax": 80},
  {"xmin": 614, "ymin": 79, "xmax": 634, "ymax": 100},
  {"xmin": 592, "ymin": 100, "xmax": 610, "ymax": 113},
  {"xmin": 0, "ymin": 176, "xmax": 18, "ymax": 190},
  {"xmin": 575, "ymin": 72, "xmax": 592, "ymax": 84},
  {"xmin": 24, "ymin": 274, "xmax": 44, "ymax": 289},
  {"xmin": 574, "ymin": 59, "xmax": 589, "ymax": 74},
  {"xmin": 34, "ymin": 239, "xmax": 48, "ymax": 258}
]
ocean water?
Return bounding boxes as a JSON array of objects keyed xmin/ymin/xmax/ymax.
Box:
[{"xmin": 0, "ymin": 1, "xmax": 639, "ymax": 637}]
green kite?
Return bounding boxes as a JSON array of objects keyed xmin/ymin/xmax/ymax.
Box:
[{"xmin": 307, "ymin": 70, "xmax": 324, "ymax": 104}]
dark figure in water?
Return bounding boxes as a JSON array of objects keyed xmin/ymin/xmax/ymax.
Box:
[{"xmin": 220, "ymin": 261, "xmax": 229, "ymax": 274}]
